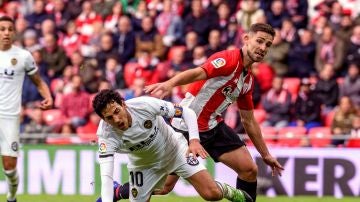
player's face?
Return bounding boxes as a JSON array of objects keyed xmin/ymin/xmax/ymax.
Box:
[
  {"xmin": 0, "ymin": 21, "xmax": 15, "ymax": 47},
  {"xmin": 244, "ymin": 31, "xmax": 273, "ymax": 62},
  {"xmin": 102, "ymin": 101, "xmax": 131, "ymax": 131}
]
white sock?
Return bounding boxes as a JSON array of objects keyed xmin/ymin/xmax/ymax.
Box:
[{"xmin": 4, "ymin": 169, "xmax": 19, "ymax": 201}]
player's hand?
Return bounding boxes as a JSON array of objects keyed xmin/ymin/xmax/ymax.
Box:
[
  {"xmin": 40, "ymin": 97, "xmax": 53, "ymax": 110},
  {"xmin": 187, "ymin": 139, "xmax": 209, "ymax": 159},
  {"xmin": 262, "ymin": 154, "xmax": 284, "ymax": 177},
  {"xmin": 144, "ymin": 82, "xmax": 172, "ymax": 99}
]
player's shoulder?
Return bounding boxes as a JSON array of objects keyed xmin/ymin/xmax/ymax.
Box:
[
  {"xmin": 10, "ymin": 45, "xmax": 32, "ymax": 55},
  {"xmin": 208, "ymin": 49, "xmax": 241, "ymax": 67},
  {"xmin": 126, "ymin": 96, "xmax": 162, "ymax": 114}
]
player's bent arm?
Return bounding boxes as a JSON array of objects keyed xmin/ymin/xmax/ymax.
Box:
[
  {"xmin": 29, "ymin": 73, "xmax": 53, "ymax": 103},
  {"xmin": 99, "ymin": 154, "xmax": 115, "ymax": 202},
  {"xmin": 239, "ymin": 109, "xmax": 271, "ymax": 158},
  {"xmin": 180, "ymin": 106, "xmax": 200, "ymax": 140},
  {"xmin": 167, "ymin": 67, "xmax": 207, "ymax": 88}
]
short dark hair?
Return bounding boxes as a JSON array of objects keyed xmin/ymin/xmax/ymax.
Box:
[
  {"xmin": 92, "ymin": 89, "xmax": 124, "ymax": 118},
  {"xmin": 0, "ymin": 16, "xmax": 15, "ymax": 25},
  {"xmin": 249, "ymin": 23, "xmax": 275, "ymax": 37}
]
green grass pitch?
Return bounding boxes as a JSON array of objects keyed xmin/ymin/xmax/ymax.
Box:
[{"xmin": 1, "ymin": 195, "xmax": 358, "ymax": 202}]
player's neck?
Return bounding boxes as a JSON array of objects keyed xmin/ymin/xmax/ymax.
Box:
[
  {"xmin": 0, "ymin": 44, "xmax": 12, "ymax": 51},
  {"xmin": 241, "ymin": 47, "xmax": 253, "ymax": 69}
]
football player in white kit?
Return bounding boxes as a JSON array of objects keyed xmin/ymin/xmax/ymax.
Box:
[
  {"xmin": 93, "ymin": 89, "xmax": 253, "ymax": 202},
  {"xmin": 0, "ymin": 16, "xmax": 53, "ymax": 202}
]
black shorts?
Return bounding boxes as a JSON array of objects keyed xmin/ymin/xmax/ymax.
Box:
[{"xmin": 174, "ymin": 121, "xmax": 246, "ymax": 162}]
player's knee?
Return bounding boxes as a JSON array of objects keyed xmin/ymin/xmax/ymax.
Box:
[
  {"xmin": 200, "ymin": 185, "xmax": 223, "ymax": 201},
  {"xmin": 240, "ymin": 163, "xmax": 258, "ymax": 180}
]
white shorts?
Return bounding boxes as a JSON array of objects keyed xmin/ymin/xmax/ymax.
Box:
[
  {"xmin": 0, "ymin": 117, "xmax": 20, "ymax": 157},
  {"xmin": 128, "ymin": 155, "xmax": 206, "ymax": 202}
]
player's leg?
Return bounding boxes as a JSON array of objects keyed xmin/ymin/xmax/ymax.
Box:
[
  {"xmin": 206, "ymin": 122, "xmax": 258, "ymax": 201},
  {"xmin": 0, "ymin": 117, "xmax": 20, "ymax": 202},
  {"xmin": 179, "ymin": 162, "xmax": 252, "ymax": 202},
  {"xmin": 153, "ymin": 174, "xmax": 179, "ymax": 195}
]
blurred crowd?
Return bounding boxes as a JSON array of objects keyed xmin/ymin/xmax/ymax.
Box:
[{"xmin": 1, "ymin": 0, "xmax": 359, "ymax": 147}]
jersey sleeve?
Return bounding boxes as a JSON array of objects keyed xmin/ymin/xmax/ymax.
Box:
[
  {"xmin": 201, "ymin": 50, "xmax": 240, "ymax": 79},
  {"xmin": 138, "ymin": 96, "xmax": 179, "ymax": 118},
  {"xmin": 23, "ymin": 51, "xmax": 38, "ymax": 75},
  {"xmin": 236, "ymin": 93, "xmax": 254, "ymax": 110},
  {"xmin": 97, "ymin": 121, "xmax": 117, "ymax": 157}
]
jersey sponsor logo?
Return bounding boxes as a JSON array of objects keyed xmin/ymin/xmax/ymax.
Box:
[
  {"xmin": 131, "ymin": 188, "xmax": 138, "ymax": 198},
  {"xmin": 99, "ymin": 143, "xmax": 107, "ymax": 153},
  {"xmin": 211, "ymin": 58, "xmax": 226, "ymax": 68},
  {"xmin": 129, "ymin": 127, "xmax": 158, "ymax": 151},
  {"xmin": 222, "ymin": 85, "xmax": 236, "ymax": 101},
  {"xmin": 187, "ymin": 155, "xmax": 199, "ymax": 166},
  {"xmin": 11, "ymin": 58, "xmax": 17, "ymax": 66},
  {"xmin": 11, "ymin": 142, "xmax": 18, "ymax": 152},
  {"xmin": 144, "ymin": 120, "xmax": 152, "ymax": 129}
]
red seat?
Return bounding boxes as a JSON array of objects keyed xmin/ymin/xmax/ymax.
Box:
[
  {"xmin": 308, "ymin": 127, "xmax": 332, "ymax": 147},
  {"xmin": 123, "ymin": 62, "xmax": 139, "ymax": 87},
  {"xmin": 346, "ymin": 138, "xmax": 360, "ymax": 148},
  {"xmin": 277, "ymin": 127, "xmax": 307, "ymax": 147},
  {"xmin": 261, "ymin": 126, "xmax": 278, "ymax": 145},
  {"xmin": 253, "ymin": 109, "xmax": 266, "ymax": 124},
  {"xmin": 42, "ymin": 109, "xmax": 65, "ymax": 126},
  {"xmin": 323, "ymin": 110, "xmax": 335, "ymax": 127},
  {"xmin": 45, "ymin": 137, "xmax": 80, "ymax": 145},
  {"xmin": 283, "ymin": 78, "xmax": 300, "ymax": 101},
  {"xmin": 76, "ymin": 126, "xmax": 97, "ymax": 143}
]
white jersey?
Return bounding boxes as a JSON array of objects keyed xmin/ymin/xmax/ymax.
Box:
[
  {"xmin": 97, "ymin": 96, "xmax": 188, "ymax": 169},
  {"xmin": 0, "ymin": 45, "xmax": 38, "ymax": 117}
]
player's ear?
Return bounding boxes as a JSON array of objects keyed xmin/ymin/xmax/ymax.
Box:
[{"xmin": 243, "ymin": 33, "xmax": 250, "ymax": 44}]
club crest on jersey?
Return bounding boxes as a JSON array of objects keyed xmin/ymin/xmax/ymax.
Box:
[
  {"xmin": 99, "ymin": 143, "xmax": 107, "ymax": 153},
  {"xmin": 11, "ymin": 58, "xmax": 17, "ymax": 66},
  {"xmin": 187, "ymin": 155, "xmax": 199, "ymax": 166},
  {"xmin": 131, "ymin": 188, "xmax": 138, "ymax": 198},
  {"xmin": 144, "ymin": 120, "xmax": 152, "ymax": 129},
  {"xmin": 211, "ymin": 58, "xmax": 226, "ymax": 68}
]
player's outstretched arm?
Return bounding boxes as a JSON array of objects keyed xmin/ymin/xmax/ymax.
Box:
[
  {"xmin": 29, "ymin": 72, "xmax": 53, "ymax": 110},
  {"xmin": 144, "ymin": 67, "xmax": 207, "ymax": 98},
  {"xmin": 239, "ymin": 109, "xmax": 284, "ymax": 176}
]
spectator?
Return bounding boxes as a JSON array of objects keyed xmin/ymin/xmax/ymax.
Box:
[
  {"xmin": 314, "ymin": 63, "xmax": 339, "ymax": 112},
  {"xmin": 182, "ymin": 0, "xmax": 215, "ymax": 45},
  {"xmin": 315, "ymin": 26, "xmax": 345, "ymax": 75},
  {"xmin": 162, "ymin": 47, "xmax": 188, "ymax": 81},
  {"xmin": 330, "ymin": 96, "xmax": 357, "ymax": 146},
  {"xmin": 104, "ymin": 56, "xmax": 125, "ymax": 89},
  {"xmin": 345, "ymin": 25, "xmax": 360, "ymax": 67},
  {"xmin": 60, "ymin": 75, "xmax": 92, "ymax": 129},
  {"xmin": 310, "ymin": 15, "xmax": 328, "ymax": 42},
  {"xmin": 40, "ymin": 33, "xmax": 67, "ymax": 78},
  {"xmin": 290, "ymin": 78, "xmax": 322, "ymax": 131},
  {"xmin": 327, "ymin": 1, "xmax": 343, "ymax": 31},
  {"xmin": 22, "ymin": 29, "xmax": 41, "ymax": 53},
  {"xmin": 25, "ymin": 0, "xmax": 52, "ymax": 32},
  {"xmin": 114, "ymin": 15, "xmax": 136, "ymax": 66},
  {"xmin": 263, "ymin": 29, "xmax": 290, "ymax": 76},
  {"xmin": 96, "ymin": 32, "xmax": 118, "ymax": 71},
  {"xmin": 155, "ymin": 0, "xmax": 183, "ymax": 47},
  {"xmin": 14, "ymin": 17, "xmax": 28, "ymax": 44},
  {"xmin": 49, "ymin": 0, "xmax": 72, "ymax": 32},
  {"xmin": 288, "ymin": 29, "xmax": 316, "ymax": 78},
  {"xmin": 183, "ymin": 31, "xmax": 199, "ymax": 64},
  {"xmin": 262, "ymin": 76, "xmax": 292, "ymax": 129},
  {"xmin": 236, "ymin": 0, "xmax": 265, "ymax": 31},
  {"xmin": 22, "ymin": 50, "xmax": 50, "ymax": 107},
  {"xmin": 135, "ymin": 15, "xmax": 165, "ymax": 60},
  {"xmin": 59, "ymin": 21, "xmax": 82, "ymax": 57},
  {"xmin": 24, "ymin": 107, "xmax": 53, "ymax": 134},
  {"xmin": 75, "ymin": 1, "xmax": 102, "ymax": 44},
  {"xmin": 205, "ymin": 29, "xmax": 225, "ymax": 57},
  {"xmin": 285, "ymin": 0, "xmax": 308, "ymax": 29},
  {"xmin": 340, "ymin": 63, "xmax": 360, "ymax": 106},
  {"xmin": 221, "ymin": 18, "xmax": 244, "ymax": 48},
  {"xmin": 214, "ymin": 2, "xmax": 231, "ymax": 33},
  {"xmin": 336, "ymin": 15, "xmax": 353, "ymax": 52},
  {"xmin": 103, "ymin": 1, "xmax": 124, "ymax": 33},
  {"xmin": 265, "ymin": 0, "xmax": 289, "ymax": 29},
  {"xmin": 123, "ymin": 77, "xmax": 146, "ymax": 100},
  {"xmin": 280, "ymin": 19, "xmax": 297, "ymax": 43},
  {"xmin": 39, "ymin": 19, "xmax": 58, "ymax": 46},
  {"xmin": 190, "ymin": 45, "xmax": 207, "ymax": 68},
  {"xmin": 350, "ymin": 116, "xmax": 360, "ymax": 138}
]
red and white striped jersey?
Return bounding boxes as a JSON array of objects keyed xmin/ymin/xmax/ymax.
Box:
[{"xmin": 172, "ymin": 49, "xmax": 254, "ymax": 132}]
